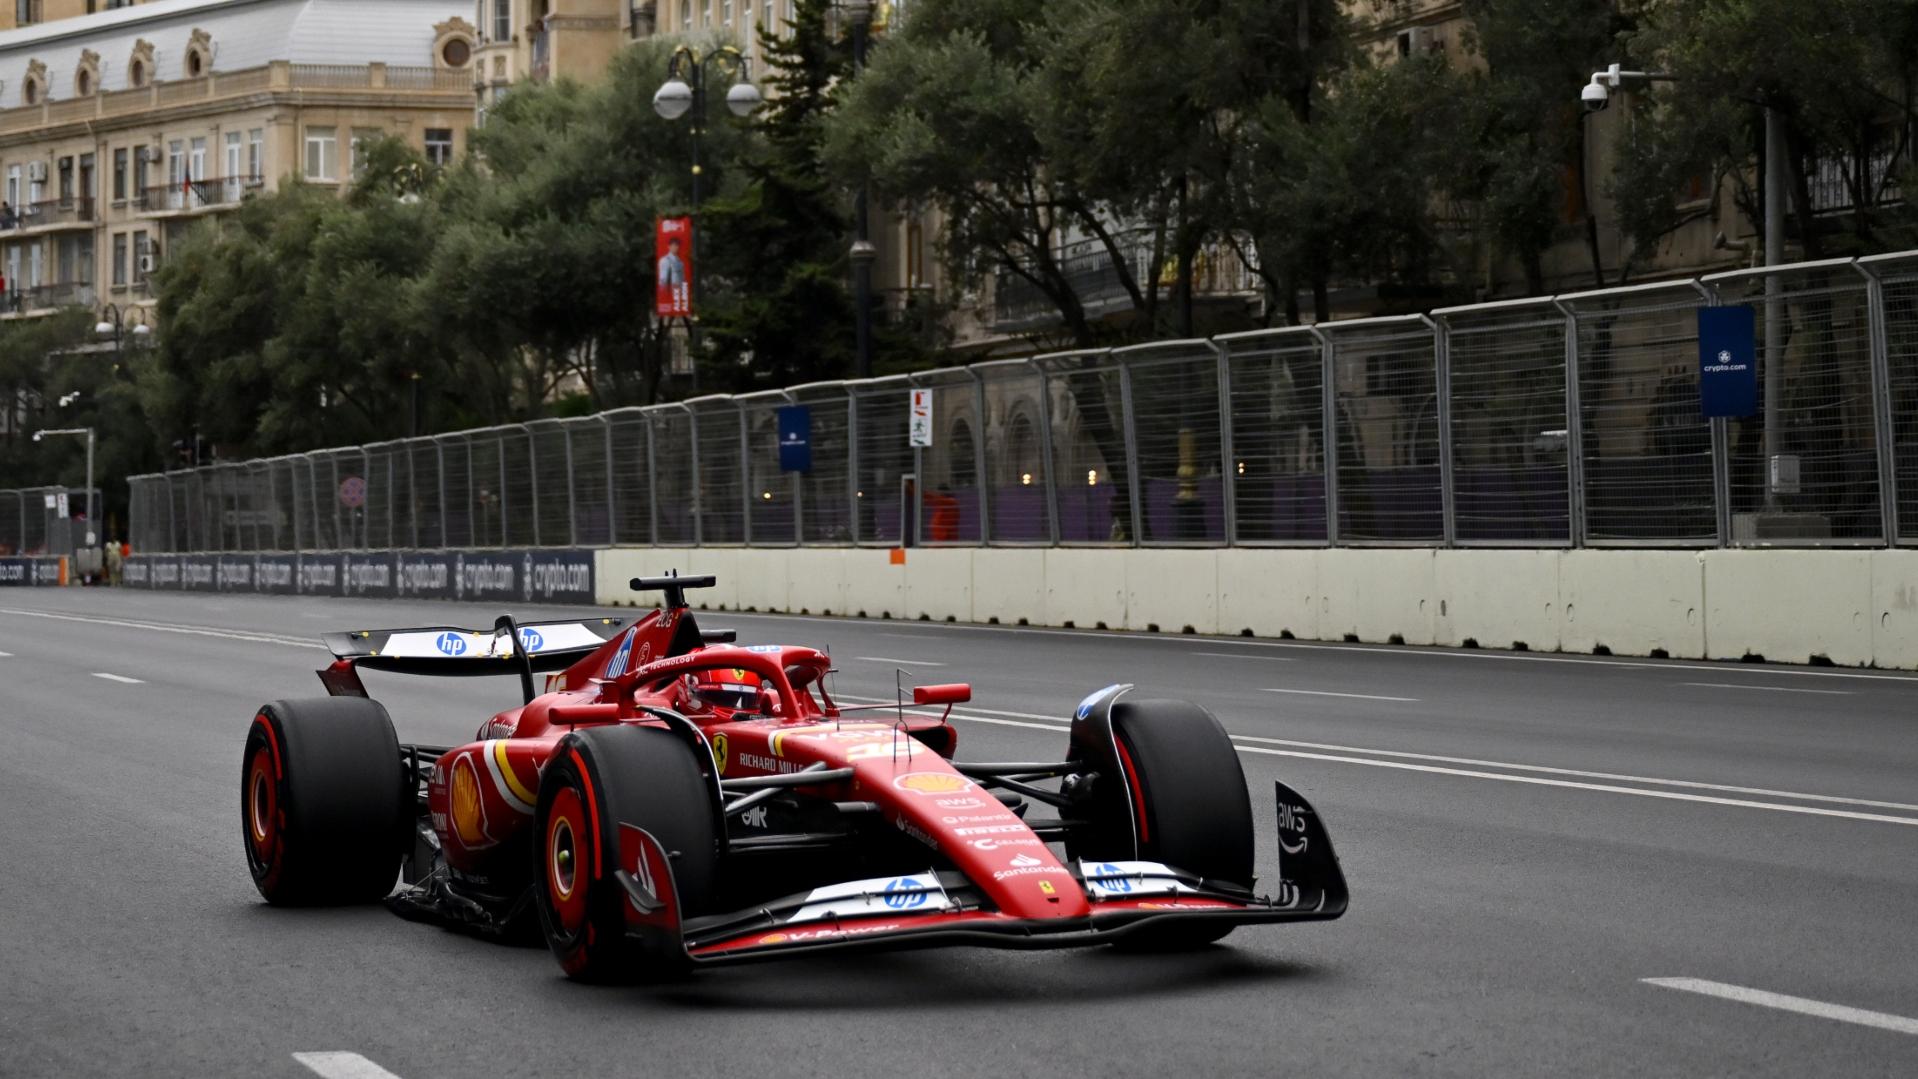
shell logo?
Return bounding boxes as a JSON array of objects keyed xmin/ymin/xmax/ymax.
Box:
[
  {"xmin": 449, "ymin": 753, "xmax": 489, "ymax": 846},
  {"xmin": 893, "ymin": 772, "xmax": 973, "ymax": 795},
  {"xmin": 758, "ymin": 932, "xmax": 789, "ymax": 945}
]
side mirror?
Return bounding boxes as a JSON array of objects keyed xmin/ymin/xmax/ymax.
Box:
[{"xmin": 912, "ymin": 683, "xmax": 971, "ymax": 706}]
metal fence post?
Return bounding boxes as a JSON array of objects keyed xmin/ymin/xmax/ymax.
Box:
[
  {"xmin": 969, "ymin": 369, "xmax": 990, "ymax": 546},
  {"xmin": 1210, "ymin": 339, "xmax": 1237, "ymax": 546},
  {"xmin": 739, "ymin": 405, "xmax": 754, "ymax": 547},
  {"xmin": 1552, "ymin": 298, "xmax": 1588, "ymax": 547},
  {"xmin": 845, "ymin": 386, "xmax": 862, "ymax": 544},
  {"xmin": 563, "ymin": 423, "xmax": 579, "ymax": 548},
  {"xmin": 1694, "ymin": 280, "xmax": 1732, "ymax": 546},
  {"xmin": 497, "ymin": 433, "xmax": 510, "ymax": 548},
  {"xmin": 645, "ymin": 410, "xmax": 662, "ymax": 546},
  {"xmin": 1854, "ymin": 257, "xmax": 1900, "ymax": 545},
  {"xmin": 1117, "ymin": 357, "xmax": 1144, "ymax": 547},
  {"xmin": 1426, "ymin": 314, "xmax": 1456, "ymax": 548},
  {"xmin": 1308, "ymin": 325, "xmax": 1338, "ymax": 545},
  {"xmin": 785, "ymin": 391, "xmax": 803, "ymax": 546},
  {"xmin": 602, "ymin": 417, "xmax": 616, "ymax": 547},
  {"xmin": 526, "ymin": 425, "xmax": 541, "ymax": 548},
  {"xmin": 687, "ymin": 405, "xmax": 704, "ymax": 548},
  {"xmin": 1032, "ymin": 361, "xmax": 1060, "ymax": 545}
]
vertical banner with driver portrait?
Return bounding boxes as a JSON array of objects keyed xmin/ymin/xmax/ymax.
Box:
[{"xmin": 656, "ymin": 215, "xmax": 693, "ymax": 319}]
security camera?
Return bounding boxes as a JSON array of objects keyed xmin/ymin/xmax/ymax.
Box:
[{"xmin": 1581, "ymin": 80, "xmax": 1610, "ymax": 113}]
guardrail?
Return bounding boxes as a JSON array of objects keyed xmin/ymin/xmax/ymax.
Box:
[{"xmin": 128, "ymin": 248, "xmax": 1918, "ymax": 553}]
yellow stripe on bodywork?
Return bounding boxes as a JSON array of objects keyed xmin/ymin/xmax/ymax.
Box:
[{"xmin": 490, "ymin": 739, "xmax": 539, "ymax": 808}]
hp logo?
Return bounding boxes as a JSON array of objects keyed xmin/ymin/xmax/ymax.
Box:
[
  {"xmin": 882, "ymin": 878, "xmax": 927, "ymax": 909},
  {"xmin": 435, "ymin": 632, "xmax": 466, "ymax": 656}
]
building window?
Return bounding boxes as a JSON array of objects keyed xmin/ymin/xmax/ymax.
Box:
[
  {"xmin": 23, "ymin": 77, "xmax": 40, "ymax": 107},
  {"xmin": 132, "ymin": 230, "xmax": 149, "ymax": 283},
  {"xmin": 5, "ymin": 165, "xmax": 19, "ymax": 210},
  {"xmin": 425, "ymin": 129, "xmax": 454, "ymax": 168},
  {"xmin": 132, "ymin": 147, "xmax": 149, "ymax": 202},
  {"xmin": 722, "ymin": 0, "xmax": 732, "ymax": 25},
  {"xmin": 442, "ymin": 38, "xmax": 472, "ymax": 68},
  {"xmin": 112, "ymin": 232, "xmax": 126, "ymax": 287},
  {"xmin": 56, "ymin": 156, "xmax": 72, "ymax": 203},
  {"xmin": 78, "ymin": 153, "xmax": 93, "ymax": 203},
  {"xmin": 680, "ymin": 0, "xmax": 690, "ymax": 29},
  {"xmin": 76, "ymin": 68, "xmax": 92, "ymax": 96},
  {"xmin": 349, "ymin": 128, "xmax": 380, "ymax": 178},
  {"xmin": 304, "ymin": 127, "xmax": 337, "ymax": 181},
  {"xmin": 493, "ymin": 0, "xmax": 511, "ymax": 42},
  {"xmin": 223, "ymin": 132, "xmax": 241, "ymax": 192},
  {"xmin": 15, "ymin": 1, "xmax": 38, "ymax": 27},
  {"xmin": 129, "ymin": 59, "xmax": 146, "ymax": 88},
  {"xmin": 112, "ymin": 148, "xmax": 127, "ymax": 201},
  {"xmin": 248, "ymin": 128, "xmax": 263, "ymax": 180}
]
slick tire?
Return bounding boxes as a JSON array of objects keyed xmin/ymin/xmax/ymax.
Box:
[
  {"xmin": 535, "ymin": 724, "xmax": 718, "ymax": 983},
  {"xmin": 243, "ymin": 697, "xmax": 408, "ymax": 905},
  {"xmin": 1072, "ymin": 698, "xmax": 1254, "ymax": 950}
]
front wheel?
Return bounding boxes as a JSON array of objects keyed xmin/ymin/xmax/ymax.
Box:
[
  {"xmin": 242, "ymin": 697, "xmax": 408, "ymax": 905},
  {"xmin": 534, "ymin": 724, "xmax": 719, "ymax": 982},
  {"xmin": 1068, "ymin": 697, "xmax": 1254, "ymax": 949}
]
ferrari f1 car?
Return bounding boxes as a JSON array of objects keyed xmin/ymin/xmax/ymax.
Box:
[{"xmin": 241, "ymin": 574, "xmax": 1347, "ymax": 980}]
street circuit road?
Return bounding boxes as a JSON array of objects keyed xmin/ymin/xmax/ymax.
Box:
[{"xmin": 2, "ymin": 587, "xmax": 1916, "ymax": 1078}]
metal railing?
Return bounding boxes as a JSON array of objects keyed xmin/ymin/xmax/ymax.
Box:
[{"xmin": 127, "ymin": 250, "xmax": 1918, "ymax": 553}]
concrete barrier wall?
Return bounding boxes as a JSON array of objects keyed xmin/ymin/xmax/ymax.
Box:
[{"xmin": 598, "ymin": 546, "xmax": 1918, "ymax": 670}]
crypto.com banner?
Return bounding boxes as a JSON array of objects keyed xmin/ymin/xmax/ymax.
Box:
[{"xmin": 123, "ymin": 549, "xmax": 596, "ymax": 605}]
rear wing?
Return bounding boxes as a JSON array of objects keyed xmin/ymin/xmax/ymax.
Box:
[{"xmin": 318, "ymin": 615, "xmax": 628, "ymax": 700}]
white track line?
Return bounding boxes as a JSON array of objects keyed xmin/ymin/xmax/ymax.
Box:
[
  {"xmin": 1642, "ymin": 978, "xmax": 1918, "ymax": 1036},
  {"xmin": 0, "ymin": 650, "xmax": 11, "ymax": 657},
  {"xmin": 855, "ymin": 656, "xmax": 948, "ymax": 667},
  {"xmin": 90, "ymin": 672, "xmax": 143, "ymax": 684},
  {"xmin": 292, "ymin": 1051, "xmax": 407, "ymax": 1079},
  {"xmin": 1681, "ymin": 682, "xmax": 1851, "ymax": 695},
  {"xmin": 1192, "ymin": 652, "xmax": 1295, "ymax": 661},
  {"xmin": 718, "ymin": 608, "xmax": 1918, "ymax": 682},
  {"xmin": 834, "ymin": 695, "xmax": 1918, "ymax": 826},
  {"xmin": 0, "ymin": 607, "xmax": 323, "ymax": 648},
  {"xmin": 1261, "ymin": 687, "xmax": 1420, "ymax": 702}
]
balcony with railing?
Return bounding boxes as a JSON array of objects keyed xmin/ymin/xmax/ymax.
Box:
[
  {"xmin": 137, "ymin": 176, "xmax": 265, "ymax": 215},
  {"xmin": 1809, "ymin": 147, "xmax": 1905, "ymax": 216},
  {"xmin": 0, "ymin": 196, "xmax": 93, "ymax": 232},
  {"xmin": 991, "ymin": 228, "xmax": 1262, "ymax": 332},
  {"xmin": 0, "ymin": 62, "xmax": 471, "ymax": 137},
  {"xmin": 1, "ymin": 280, "xmax": 95, "ymax": 316}
]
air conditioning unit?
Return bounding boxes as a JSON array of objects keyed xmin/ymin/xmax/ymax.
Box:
[
  {"xmin": 26, "ymin": 161, "xmax": 46, "ymax": 181},
  {"xmin": 141, "ymin": 146, "xmax": 163, "ymax": 163},
  {"xmin": 138, "ymin": 254, "xmax": 157, "ymax": 274}
]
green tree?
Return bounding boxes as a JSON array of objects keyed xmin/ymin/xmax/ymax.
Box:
[
  {"xmin": 1448, "ymin": 0, "xmax": 1637, "ymax": 292},
  {"xmin": 1614, "ymin": 0, "xmax": 1918, "ymax": 265}
]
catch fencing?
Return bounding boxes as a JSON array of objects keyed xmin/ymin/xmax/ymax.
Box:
[
  {"xmin": 128, "ymin": 251, "xmax": 1918, "ymax": 553},
  {"xmin": 1, "ymin": 484, "xmax": 96, "ymax": 558}
]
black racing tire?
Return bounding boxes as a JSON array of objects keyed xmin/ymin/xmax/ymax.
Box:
[
  {"xmin": 534, "ymin": 724, "xmax": 719, "ymax": 983},
  {"xmin": 1070, "ymin": 698, "xmax": 1254, "ymax": 949},
  {"xmin": 242, "ymin": 697, "xmax": 407, "ymax": 905}
]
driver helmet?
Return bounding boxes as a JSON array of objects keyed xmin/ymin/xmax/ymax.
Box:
[{"xmin": 691, "ymin": 667, "xmax": 762, "ymax": 712}]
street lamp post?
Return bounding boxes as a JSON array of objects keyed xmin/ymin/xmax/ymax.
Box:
[
  {"xmin": 34, "ymin": 426, "xmax": 95, "ymax": 549},
  {"xmin": 654, "ymin": 45, "xmax": 762, "ymax": 367},
  {"xmin": 1583, "ymin": 64, "xmax": 1788, "ymax": 513},
  {"xmin": 94, "ymin": 302, "xmax": 151, "ymax": 378}
]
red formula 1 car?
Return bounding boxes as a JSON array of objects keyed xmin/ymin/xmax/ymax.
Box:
[{"xmin": 241, "ymin": 574, "xmax": 1347, "ymax": 979}]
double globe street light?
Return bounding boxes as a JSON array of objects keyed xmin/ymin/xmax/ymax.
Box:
[{"xmin": 653, "ymin": 45, "xmax": 763, "ymax": 363}]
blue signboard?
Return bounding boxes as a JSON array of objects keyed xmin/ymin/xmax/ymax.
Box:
[
  {"xmin": 1697, "ymin": 306, "xmax": 1758, "ymax": 418},
  {"xmin": 778, "ymin": 405, "xmax": 812, "ymax": 473}
]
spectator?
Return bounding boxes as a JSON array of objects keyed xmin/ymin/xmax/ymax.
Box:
[
  {"xmin": 104, "ymin": 537, "xmax": 124, "ymax": 586},
  {"xmin": 0, "ymin": 202, "xmax": 15, "ymax": 229}
]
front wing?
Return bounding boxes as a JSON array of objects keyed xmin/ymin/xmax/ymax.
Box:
[{"xmin": 615, "ymin": 778, "xmax": 1348, "ymax": 966}]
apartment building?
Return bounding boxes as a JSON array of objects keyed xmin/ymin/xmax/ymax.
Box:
[{"xmin": 0, "ymin": 0, "xmax": 475, "ymax": 320}]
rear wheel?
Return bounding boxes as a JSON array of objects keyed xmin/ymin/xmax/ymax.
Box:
[
  {"xmin": 242, "ymin": 698, "xmax": 407, "ymax": 905},
  {"xmin": 534, "ymin": 725, "xmax": 719, "ymax": 982},
  {"xmin": 1069, "ymin": 698, "xmax": 1254, "ymax": 949}
]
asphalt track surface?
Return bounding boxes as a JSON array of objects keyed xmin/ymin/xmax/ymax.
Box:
[{"xmin": 3, "ymin": 588, "xmax": 1917, "ymax": 1078}]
